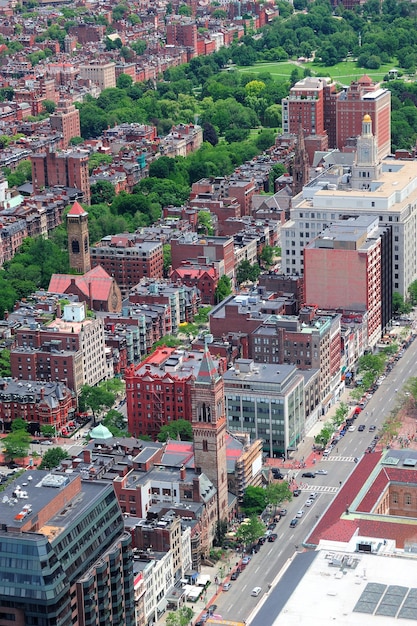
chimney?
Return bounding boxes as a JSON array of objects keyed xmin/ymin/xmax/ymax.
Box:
[
  {"xmin": 180, "ymin": 465, "xmax": 186, "ymax": 481},
  {"xmin": 40, "ymin": 387, "xmax": 45, "ymax": 400},
  {"xmin": 83, "ymin": 449, "xmax": 92, "ymax": 463},
  {"xmin": 56, "ymin": 301, "xmax": 61, "ymax": 318}
]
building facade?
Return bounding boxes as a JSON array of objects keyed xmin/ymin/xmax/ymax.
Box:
[
  {"xmin": 0, "ymin": 471, "xmax": 135, "ymax": 626},
  {"xmin": 224, "ymin": 359, "xmax": 305, "ymax": 458}
]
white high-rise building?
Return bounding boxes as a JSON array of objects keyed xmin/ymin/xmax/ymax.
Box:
[{"xmin": 282, "ymin": 115, "xmax": 417, "ymax": 296}]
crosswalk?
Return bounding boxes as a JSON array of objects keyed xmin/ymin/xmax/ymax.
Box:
[
  {"xmin": 322, "ymin": 456, "xmax": 356, "ymax": 463},
  {"xmin": 297, "ymin": 484, "xmax": 339, "ymax": 494}
]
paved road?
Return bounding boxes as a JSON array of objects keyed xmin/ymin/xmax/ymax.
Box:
[{"xmin": 217, "ymin": 332, "xmax": 417, "ymax": 622}]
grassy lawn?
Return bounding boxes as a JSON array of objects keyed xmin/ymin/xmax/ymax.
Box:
[{"xmin": 237, "ymin": 59, "xmax": 398, "ymax": 84}]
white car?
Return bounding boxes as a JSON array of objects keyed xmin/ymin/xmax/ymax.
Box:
[
  {"xmin": 296, "ymin": 510, "xmax": 304, "ymax": 518},
  {"xmin": 309, "ymin": 493, "xmax": 318, "ymax": 500},
  {"xmin": 251, "ymin": 587, "xmax": 262, "ymax": 597},
  {"xmin": 315, "ymin": 469, "xmax": 328, "ymax": 475},
  {"xmin": 305, "ymin": 499, "xmax": 313, "ymax": 507},
  {"xmin": 348, "ymin": 425, "xmax": 356, "ymax": 432}
]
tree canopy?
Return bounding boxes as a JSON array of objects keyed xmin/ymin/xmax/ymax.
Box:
[
  {"xmin": 157, "ymin": 419, "xmax": 193, "ymax": 442},
  {"xmin": 39, "ymin": 447, "xmax": 69, "ymax": 470},
  {"xmin": 242, "ymin": 485, "xmax": 267, "ymax": 515}
]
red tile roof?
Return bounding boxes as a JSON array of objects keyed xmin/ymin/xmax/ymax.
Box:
[
  {"xmin": 306, "ymin": 452, "xmax": 417, "ymax": 550},
  {"xmin": 67, "ymin": 200, "xmax": 87, "ymax": 216},
  {"xmin": 48, "ymin": 266, "xmax": 114, "ymax": 302}
]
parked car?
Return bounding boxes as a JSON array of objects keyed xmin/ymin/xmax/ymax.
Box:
[
  {"xmin": 268, "ymin": 522, "xmax": 276, "ymax": 530},
  {"xmin": 31, "ymin": 439, "xmax": 41, "ymax": 445},
  {"xmin": 208, "ymin": 605, "xmax": 217, "ymax": 615},
  {"xmin": 358, "ymin": 424, "xmax": 366, "ymax": 432},
  {"xmin": 348, "ymin": 425, "xmax": 356, "ymax": 432},
  {"xmin": 242, "ymin": 556, "xmax": 251, "ymax": 565},
  {"xmin": 223, "ymin": 583, "xmax": 232, "ymax": 591},
  {"xmin": 302, "ymin": 472, "xmax": 316, "ymax": 478},
  {"xmin": 230, "ymin": 571, "xmax": 240, "ymax": 580},
  {"xmin": 258, "ymin": 536, "xmax": 266, "ymax": 545},
  {"xmin": 251, "ymin": 587, "xmax": 262, "ymax": 597},
  {"xmin": 268, "ymin": 533, "xmax": 277, "ymax": 542},
  {"xmin": 41, "ymin": 440, "xmax": 54, "ymax": 445},
  {"xmin": 290, "ymin": 518, "xmax": 298, "ymax": 528},
  {"xmin": 315, "ymin": 469, "xmax": 328, "ymax": 475},
  {"xmin": 293, "ymin": 489, "xmax": 301, "ymax": 497},
  {"xmin": 279, "ymin": 508, "xmax": 287, "ymax": 516}
]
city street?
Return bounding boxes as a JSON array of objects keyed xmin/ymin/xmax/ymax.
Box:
[{"xmin": 212, "ymin": 330, "xmax": 417, "ymax": 623}]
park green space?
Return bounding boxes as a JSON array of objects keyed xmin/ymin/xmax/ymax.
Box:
[{"xmin": 237, "ymin": 59, "xmax": 397, "ymax": 84}]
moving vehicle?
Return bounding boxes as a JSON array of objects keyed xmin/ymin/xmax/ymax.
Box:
[
  {"xmin": 315, "ymin": 469, "xmax": 328, "ymax": 475},
  {"xmin": 358, "ymin": 424, "xmax": 366, "ymax": 432},
  {"xmin": 293, "ymin": 489, "xmax": 301, "ymax": 497},
  {"xmin": 348, "ymin": 425, "xmax": 356, "ymax": 432},
  {"xmin": 302, "ymin": 472, "xmax": 316, "ymax": 478},
  {"xmin": 369, "ymin": 425, "xmax": 376, "ymax": 431},
  {"xmin": 305, "ymin": 499, "xmax": 313, "ymax": 507},
  {"xmin": 290, "ymin": 518, "xmax": 298, "ymax": 528},
  {"xmin": 296, "ymin": 510, "xmax": 304, "ymax": 518},
  {"xmin": 251, "ymin": 587, "xmax": 262, "ymax": 597}
]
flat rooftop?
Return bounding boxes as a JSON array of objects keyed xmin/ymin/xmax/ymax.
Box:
[{"xmin": 251, "ymin": 549, "xmax": 417, "ymax": 626}]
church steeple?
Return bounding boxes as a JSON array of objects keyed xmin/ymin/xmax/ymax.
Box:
[{"xmin": 67, "ymin": 201, "xmax": 91, "ymax": 274}]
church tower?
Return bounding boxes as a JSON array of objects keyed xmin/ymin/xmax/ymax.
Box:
[
  {"xmin": 67, "ymin": 201, "xmax": 91, "ymax": 274},
  {"xmin": 292, "ymin": 124, "xmax": 310, "ymax": 196},
  {"xmin": 351, "ymin": 113, "xmax": 382, "ymax": 190},
  {"xmin": 191, "ymin": 348, "xmax": 228, "ymax": 523}
]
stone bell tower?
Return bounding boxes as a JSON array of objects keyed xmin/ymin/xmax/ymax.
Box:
[
  {"xmin": 191, "ymin": 348, "xmax": 228, "ymax": 522},
  {"xmin": 67, "ymin": 200, "xmax": 91, "ymax": 274}
]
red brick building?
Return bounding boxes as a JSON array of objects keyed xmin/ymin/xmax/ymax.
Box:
[
  {"xmin": 170, "ymin": 234, "xmax": 235, "ymax": 280},
  {"xmin": 49, "ymin": 100, "xmax": 81, "ymax": 148},
  {"xmin": 336, "ymin": 75, "xmax": 391, "ymax": 160},
  {"xmin": 90, "ymin": 235, "xmax": 163, "ymax": 293},
  {"xmin": 31, "ymin": 148, "xmax": 90, "ymax": 205},
  {"xmin": 170, "ymin": 263, "xmax": 218, "ymax": 305}
]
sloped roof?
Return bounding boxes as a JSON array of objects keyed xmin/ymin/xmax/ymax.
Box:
[
  {"xmin": 195, "ymin": 349, "xmax": 218, "ymax": 384},
  {"xmin": 67, "ymin": 200, "xmax": 88, "ymax": 216},
  {"xmin": 48, "ymin": 266, "xmax": 114, "ymax": 302}
]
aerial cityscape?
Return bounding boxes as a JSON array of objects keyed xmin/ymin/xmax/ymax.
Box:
[{"xmin": 1, "ymin": 0, "xmax": 417, "ymax": 624}]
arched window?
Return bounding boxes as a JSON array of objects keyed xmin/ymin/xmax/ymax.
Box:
[
  {"xmin": 71, "ymin": 239, "xmax": 80, "ymax": 253},
  {"xmin": 405, "ymin": 493, "xmax": 412, "ymax": 506}
]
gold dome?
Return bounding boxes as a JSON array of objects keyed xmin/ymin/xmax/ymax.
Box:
[{"xmin": 363, "ymin": 114, "xmax": 372, "ymax": 123}]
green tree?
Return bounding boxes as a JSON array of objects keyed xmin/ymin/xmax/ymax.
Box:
[
  {"xmin": 236, "ymin": 260, "xmax": 261, "ymax": 286},
  {"xmin": 242, "ymin": 485, "xmax": 267, "ymax": 515},
  {"xmin": 178, "ymin": 4, "xmax": 192, "ymax": 15},
  {"xmin": 90, "ymin": 180, "xmax": 116, "ymax": 205},
  {"xmin": 43, "ymin": 99, "xmax": 56, "ymax": 114},
  {"xmin": 6, "ymin": 160, "xmax": 32, "ymax": 188},
  {"xmin": 332, "ymin": 402, "xmax": 349, "ymax": 428},
  {"xmin": 197, "ymin": 211, "xmax": 214, "ymax": 236},
  {"xmin": 235, "ymin": 514, "xmax": 265, "ymax": 546},
  {"xmin": 88, "ymin": 152, "xmax": 113, "ymax": 174},
  {"xmin": 41, "ymin": 425, "xmax": 56, "ymax": 437},
  {"xmin": 255, "ymin": 129, "xmax": 276, "ymax": 151},
  {"xmin": 166, "ymin": 607, "xmax": 194, "ymax": 626},
  {"xmin": 157, "ymin": 419, "xmax": 193, "ymax": 442},
  {"xmin": 215, "ymin": 275, "xmax": 232, "ymax": 304},
  {"xmin": 117, "ymin": 73, "xmax": 133, "ymax": 89},
  {"xmin": 0, "ymin": 348, "xmax": 11, "ymax": 377},
  {"xmin": 408, "ymin": 280, "xmax": 417, "ymax": 305},
  {"xmin": 69, "ymin": 136, "xmax": 84, "ymax": 146},
  {"xmin": 11, "ymin": 417, "xmax": 28, "ymax": 432},
  {"xmin": 79, "ymin": 385, "xmax": 115, "ymax": 425},
  {"xmin": 393, "ymin": 292, "xmax": 412, "ymax": 314},
  {"xmin": 102, "ymin": 409, "xmax": 129, "ymax": 437},
  {"xmin": 269, "ymin": 162, "xmax": 287, "ymax": 191},
  {"xmin": 260, "ymin": 245, "xmax": 276, "ymax": 269},
  {"xmin": 265, "ymin": 482, "xmax": 292, "ymax": 513},
  {"xmin": 163, "ymin": 244, "xmax": 172, "ymax": 277},
  {"xmin": 404, "ymin": 377, "xmax": 417, "ymax": 407},
  {"xmin": 202, "ymin": 122, "xmax": 218, "ymax": 146},
  {"xmin": 2, "ymin": 429, "xmax": 31, "ymax": 465},
  {"xmin": 39, "ymin": 447, "xmax": 69, "ymax": 470}
]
